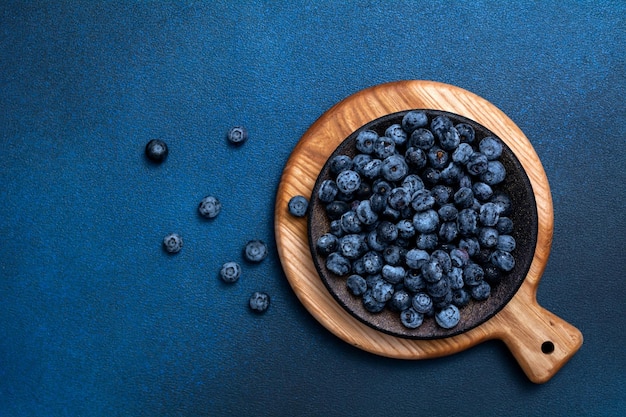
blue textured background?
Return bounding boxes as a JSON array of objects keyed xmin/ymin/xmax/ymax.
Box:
[{"xmin": 1, "ymin": 1, "xmax": 625, "ymax": 416}]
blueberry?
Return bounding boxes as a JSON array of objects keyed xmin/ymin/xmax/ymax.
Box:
[
  {"xmin": 479, "ymin": 136, "xmax": 503, "ymax": 160},
  {"xmin": 480, "ymin": 160, "xmax": 506, "ymax": 185},
  {"xmin": 437, "ymin": 127, "xmax": 461, "ymax": 151},
  {"xmin": 438, "ymin": 204, "xmax": 458, "ymax": 222},
  {"xmin": 413, "ymin": 209, "xmax": 439, "ymax": 234},
  {"xmin": 496, "ymin": 217, "xmax": 514, "ymax": 234},
  {"xmin": 401, "ymin": 174, "xmax": 425, "ymax": 195},
  {"xmin": 490, "ymin": 192, "xmax": 512, "ymax": 216},
  {"xmin": 372, "ymin": 179, "xmax": 393, "ymax": 197},
  {"xmin": 451, "ymin": 142, "xmax": 473, "ymax": 164},
  {"xmin": 401, "ymin": 110, "xmax": 428, "ymax": 133},
  {"xmin": 346, "ymin": 274, "xmax": 367, "ymax": 296},
  {"xmin": 329, "ymin": 219, "xmax": 344, "ymax": 237},
  {"xmin": 426, "ymin": 275, "xmax": 450, "ymax": 298},
  {"xmin": 470, "ymin": 281, "xmax": 491, "ymax": 301},
  {"xmin": 388, "ymin": 187, "xmax": 412, "ymax": 210},
  {"xmin": 383, "ymin": 245, "xmax": 405, "ymax": 266},
  {"xmin": 431, "ymin": 184, "xmax": 453, "ymax": 206},
  {"xmin": 381, "ymin": 154, "xmax": 408, "ymax": 182},
  {"xmin": 352, "ymin": 154, "xmax": 373, "ymax": 174},
  {"xmin": 355, "ymin": 130, "xmax": 377, "ymax": 154},
  {"xmin": 361, "ymin": 158, "xmax": 382, "ymax": 179},
  {"xmin": 367, "ymin": 230, "xmax": 387, "ymax": 252},
  {"xmin": 497, "ymin": 234, "xmax": 516, "ymax": 252},
  {"xmin": 372, "ymin": 280, "xmax": 394, "ymax": 303},
  {"xmin": 490, "ymin": 249, "xmax": 516, "ymax": 272},
  {"xmin": 421, "ymin": 259, "xmax": 443, "ymax": 283},
  {"xmin": 404, "ymin": 146, "xmax": 428, "ymax": 169},
  {"xmin": 466, "ymin": 152, "xmax": 489, "ymax": 175},
  {"xmin": 329, "ymin": 155, "xmax": 353, "ymax": 174},
  {"xmin": 455, "ymin": 123, "xmax": 475, "ymax": 143},
  {"xmin": 433, "ymin": 290, "xmax": 454, "ymax": 310},
  {"xmin": 402, "ymin": 247, "xmax": 427, "ymax": 269},
  {"xmin": 448, "ymin": 267, "xmax": 464, "ymax": 289},
  {"xmin": 416, "ymin": 233, "xmax": 438, "ymax": 251},
  {"xmin": 198, "ymin": 195, "xmax": 222, "ymax": 219},
  {"xmin": 452, "ymin": 288, "xmax": 470, "ymax": 307},
  {"xmin": 339, "ymin": 234, "xmax": 368, "ymax": 260},
  {"xmin": 479, "ymin": 202, "xmax": 500, "ymax": 226},
  {"xmin": 351, "ymin": 258, "xmax": 366, "ymax": 276},
  {"xmin": 316, "ymin": 233, "xmax": 339, "ymax": 256},
  {"xmin": 227, "ymin": 126, "xmax": 248, "ymax": 145},
  {"xmin": 336, "ymin": 170, "xmax": 361, "ymax": 194},
  {"xmin": 472, "ymin": 182, "xmax": 494, "ymax": 201},
  {"xmin": 385, "ymin": 123, "xmax": 408, "ymax": 146},
  {"xmin": 457, "ymin": 208, "xmax": 478, "ymax": 236},
  {"xmin": 396, "ymin": 219, "xmax": 416, "ymax": 239},
  {"xmin": 145, "ymin": 139, "xmax": 169, "ymax": 163},
  {"xmin": 361, "ymin": 250, "xmax": 384, "ymax": 274},
  {"xmin": 412, "ymin": 292, "xmax": 434, "ymax": 315},
  {"xmin": 422, "ymin": 167, "xmax": 441, "ymax": 186},
  {"xmin": 382, "ymin": 264, "xmax": 406, "ymax": 284},
  {"xmin": 435, "ymin": 305, "xmax": 460, "ymax": 329},
  {"xmin": 404, "ymin": 270, "xmax": 426, "ymax": 292},
  {"xmin": 325, "ymin": 200, "xmax": 350, "ymax": 220},
  {"xmin": 438, "ymin": 221, "xmax": 458, "ymax": 243},
  {"xmin": 376, "ymin": 221, "xmax": 398, "ymax": 243},
  {"xmin": 463, "ymin": 263, "xmax": 484, "ymax": 286},
  {"xmin": 355, "ymin": 200, "xmax": 378, "ymax": 225},
  {"xmin": 162, "ymin": 233, "xmax": 183, "ymax": 254},
  {"xmin": 483, "ymin": 263, "xmax": 503, "ymax": 285},
  {"xmin": 373, "ymin": 136, "xmax": 396, "ymax": 159},
  {"xmin": 427, "ymin": 147, "xmax": 449, "ymax": 169},
  {"xmin": 400, "ymin": 307, "xmax": 424, "ymax": 329},
  {"xmin": 431, "ymin": 115, "xmax": 454, "ymax": 135},
  {"xmin": 326, "ymin": 252, "xmax": 351, "ymax": 276},
  {"xmin": 411, "ymin": 189, "xmax": 435, "ymax": 212},
  {"xmin": 453, "ymin": 187, "xmax": 474, "ymax": 209},
  {"xmin": 368, "ymin": 193, "xmax": 387, "ymax": 214},
  {"xmin": 220, "ymin": 261, "xmax": 242, "ymax": 283},
  {"xmin": 340, "ymin": 211, "xmax": 362, "ymax": 234},
  {"xmin": 355, "ymin": 182, "xmax": 372, "ymax": 200},
  {"xmin": 249, "ymin": 291, "xmax": 270, "ymax": 313},
  {"xmin": 244, "ymin": 240, "xmax": 268, "ymax": 263},
  {"xmin": 459, "ymin": 237, "xmax": 480, "ymax": 257},
  {"xmin": 287, "ymin": 195, "xmax": 308, "ymax": 217},
  {"xmin": 362, "ymin": 290, "xmax": 386, "ymax": 313},
  {"xmin": 478, "ymin": 227, "xmax": 499, "ymax": 248},
  {"xmin": 389, "ymin": 289, "xmax": 412, "ymax": 311},
  {"xmin": 439, "ymin": 162, "xmax": 463, "ymax": 184},
  {"xmin": 431, "ymin": 250, "xmax": 452, "ymax": 273},
  {"xmin": 450, "ymin": 248, "xmax": 470, "ymax": 267},
  {"xmin": 318, "ymin": 179, "xmax": 338, "ymax": 203},
  {"xmin": 408, "ymin": 128, "xmax": 435, "ymax": 149}
]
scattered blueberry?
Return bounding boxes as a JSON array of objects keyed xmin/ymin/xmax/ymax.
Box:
[
  {"xmin": 400, "ymin": 307, "xmax": 424, "ymax": 329},
  {"xmin": 198, "ymin": 195, "xmax": 222, "ymax": 219},
  {"xmin": 227, "ymin": 126, "xmax": 248, "ymax": 145},
  {"xmin": 244, "ymin": 240, "xmax": 268, "ymax": 263},
  {"xmin": 435, "ymin": 305, "xmax": 460, "ymax": 329},
  {"xmin": 288, "ymin": 195, "xmax": 309, "ymax": 217},
  {"xmin": 162, "ymin": 233, "xmax": 183, "ymax": 254},
  {"xmin": 145, "ymin": 139, "xmax": 169, "ymax": 163},
  {"xmin": 249, "ymin": 291, "xmax": 270, "ymax": 313},
  {"xmin": 346, "ymin": 274, "xmax": 367, "ymax": 296},
  {"xmin": 220, "ymin": 261, "xmax": 241, "ymax": 283}
]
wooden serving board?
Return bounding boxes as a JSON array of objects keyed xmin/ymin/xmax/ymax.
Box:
[{"xmin": 274, "ymin": 80, "xmax": 583, "ymax": 383}]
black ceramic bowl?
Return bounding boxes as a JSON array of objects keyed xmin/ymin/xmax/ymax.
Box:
[{"xmin": 308, "ymin": 110, "xmax": 538, "ymax": 339}]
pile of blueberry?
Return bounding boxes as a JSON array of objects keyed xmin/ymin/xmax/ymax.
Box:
[
  {"xmin": 312, "ymin": 110, "xmax": 517, "ymax": 330},
  {"xmin": 145, "ymin": 127, "xmax": 271, "ymax": 314}
]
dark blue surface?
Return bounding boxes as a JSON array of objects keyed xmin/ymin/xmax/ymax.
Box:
[{"xmin": 1, "ymin": 1, "xmax": 625, "ymax": 416}]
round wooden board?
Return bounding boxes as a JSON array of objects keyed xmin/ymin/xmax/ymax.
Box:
[{"xmin": 274, "ymin": 80, "xmax": 582, "ymax": 383}]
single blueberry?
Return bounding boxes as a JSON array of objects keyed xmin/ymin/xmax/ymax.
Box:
[
  {"xmin": 437, "ymin": 127, "xmax": 461, "ymax": 151},
  {"xmin": 396, "ymin": 219, "xmax": 416, "ymax": 239},
  {"xmin": 431, "ymin": 184, "xmax": 453, "ymax": 206},
  {"xmin": 440, "ymin": 162, "xmax": 463, "ymax": 184},
  {"xmin": 346, "ymin": 274, "xmax": 367, "ymax": 296},
  {"xmin": 413, "ymin": 209, "xmax": 439, "ymax": 234},
  {"xmin": 326, "ymin": 252, "xmax": 351, "ymax": 276},
  {"xmin": 352, "ymin": 258, "xmax": 366, "ymax": 276},
  {"xmin": 479, "ymin": 136, "xmax": 503, "ymax": 160},
  {"xmin": 227, "ymin": 126, "xmax": 248, "ymax": 145},
  {"xmin": 355, "ymin": 200, "xmax": 379, "ymax": 225},
  {"xmin": 383, "ymin": 245, "xmax": 405, "ymax": 266},
  {"xmin": 451, "ymin": 142, "xmax": 473, "ymax": 164},
  {"xmin": 480, "ymin": 160, "xmax": 507, "ymax": 185},
  {"xmin": 402, "ymin": 110, "xmax": 428, "ymax": 133},
  {"xmin": 163, "ymin": 233, "xmax": 183, "ymax": 254},
  {"xmin": 382, "ymin": 264, "xmax": 407, "ymax": 284},
  {"xmin": 400, "ymin": 307, "xmax": 424, "ymax": 329},
  {"xmin": 401, "ymin": 174, "xmax": 425, "ymax": 195},
  {"xmin": 438, "ymin": 204, "xmax": 458, "ymax": 222},
  {"xmin": 244, "ymin": 240, "xmax": 268, "ymax": 263},
  {"xmin": 372, "ymin": 179, "xmax": 393, "ymax": 197},
  {"xmin": 361, "ymin": 158, "xmax": 383, "ymax": 179},
  {"xmin": 466, "ymin": 152, "xmax": 489, "ymax": 175},
  {"xmin": 448, "ymin": 267, "xmax": 465, "ymax": 290},
  {"xmin": 496, "ymin": 217, "xmax": 514, "ymax": 234},
  {"xmin": 453, "ymin": 187, "xmax": 474, "ymax": 209},
  {"xmin": 316, "ymin": 233, "xmax": 339, "ymax": 256},
  {"xmin": 457, "ymin": 208, "xmax": 478, "ymax": 236},
  {"xmin": 478, "ymin": 227, "xmax": 499, "ymax": 248},
  {"xmin": 426, "ymin": 275, "xmax": 450, "ymax": 299},
  {"xmin": 450, "ymin": 248, "xmax": 470, "ymax": 267},
  {"xmin": 372, "ymin": 280, "xmax": 395, "ymax": 303},
  {"xmin": 367, "ymin": 229, "xmax": 387, "ymax": 252},
  {"xmin": 339, "ymin": 234, "xmax": 368, "ymax": 260},
  {"xmin": 435, "ymin": 305, "xmax": 460, "ymax": 329},
  {"xmin": 381, "ymin": 154, "xmax": 409, "ymax": 182},
  {"xmin": 416, "ymin": 233, "xmax": 438, "ymax": 251},
  {"xmin": 479, "ymin": 202, "xmax": 500, "ymax": 226},
  {"xmin": 490, "ymin": 192, "xmax": 512, "ymax": 216},
  {"xmin": 404, "ymin": 146, "xmax": 428, "ymax": 169},
  {"xmin": 408, "ymin": 128, "xmax": 435, "ymax": 149},
  {"xmin": 483, "ymin": 263, "xmax": 503, "ymax": 285},
  {"xmin": 198, "ymin": 195, "xmax": 222, "ymax": 219},
  {"xmin": 470, "ymin": 281, "xmax": 491, "ymax": 301},
  {"xmin": 352, "ymin": 154, "xmax": 373, "ymax": 175},
  {"xmin": 455, "ymin": 123, "xmax": 475, "ymax": 143},
  {"xmin": 329, "ymin": 155, "xmax": 353, "ymax": 174},
  {"xmin": 325, "ymin": 200, "xmax": 350, "ymax": 220},
  {"xmin": 412, "ymin": 292, "xmax": 434, "ymax": 315},
  {"xmin": 377, "ymin": 221, "xmax": 398, "ymax": 243},
  {"xmin": 145, "ymin": 139, "xmax": 169, "ymax": 163},
  {"xmin": 463, "ymin": 263, "xmax": 485, "ymax": 286},
  {"xmin": 438, "ymin": 221, "xmax": 458, "ymax": 243},
  {"xmin": 388, "ymin": 187, "xmax": 412, "ymax": 210},
  {"xmin": 389, "ymin": 289, "xmax": 412, "ymax": 312},
  {"xmin": 362, "ymin": 290, "xmax": 387, "ymax": 313},
  {"xmin": 329, "ymin": 219, "xmax": 344, "ymax": 237},
  {"xmin": 361, "ymin": 250, "xmax": 384, "ymax": 274},
  {"xmin": 472, "ymin": 182, "xmax": 494, "ymax": 201},
  {"xmin": 355, "ymin": 130, "xmax": 377, "ymax": 154},
  {"xmin": 427, "ymin": 147, "xmax": 449, "ymax": 170},
  {"xmin": 340, "ymin": 210, "xmax": 362, "ymax": 234},
  {"xmin": 404, "ymin": 270, "xmax": 426, "ymax": 292},
  {"xmin": 385, "ymin": 123, "xmax": 408, "ymax": 146},
  {"xmin": 220, "ymin": 261, "xmax": 242, "ymax": 283},
  {"xmin": 404, "ymin": 248, "xmax": 430, "ymax": 270},
  {"xmin": 490, "ymin": 249, "xmax": 516, "ymax": 272},
  {"xmin": 249, "ymin": 291, "xmax": 270, "ymax": 313},
  {"xmin": 318, "ymin": 179, "xmax": 338, "ymax": 203},
  {"xmin": 497, "ymin": 234, "xmax": 516, "ymax": 252},
  {"xmin": 421, "ymin": 259, "xmax": 443, "ymax": 283},
  {"xmin": 459, "ymin": 237, "xmax": 481, "ymax": 257},
  {"xmin": 422, "ymin": 167, "xmax": 441, "ymax": 186},
  {"xmin": 411, "ymin": 189, "xmax": 435, "ymax": 212},
  {"xmin": 336, "ymin": 170, "xmax": 361, "ymax": 194},
  {"xmin": 287, "ymin": 195, "xmax": 308, "ymax": 217},
  {"xmin": 373, "ymin": 136, "xmax": 396, "ymax": 159},
  {"xmin": 431, "ymin": 115, "xmax": 454, "ymax": 135},
  {"xmin": 452, "ymin": 288, "xmax": 471, "ymax": 307}
]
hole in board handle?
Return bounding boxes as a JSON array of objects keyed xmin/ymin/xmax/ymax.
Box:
[{"xmin": 541, "ymin": 341, "xmax": 555, "ymax": 354}]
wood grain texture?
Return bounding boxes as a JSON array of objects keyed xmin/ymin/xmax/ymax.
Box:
[{"xmin": 274, "ymin": 80, "xmax": 582, "ymax": 383}]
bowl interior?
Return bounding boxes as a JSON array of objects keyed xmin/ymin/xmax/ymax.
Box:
[{"xmin": 308, "ymin": 110, "xmax": 538, "ymax": 339}]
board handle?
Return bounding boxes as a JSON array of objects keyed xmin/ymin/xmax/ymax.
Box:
[{"xmin": 495, "ymin": 295, "xmax": 583, "ymax": 384}]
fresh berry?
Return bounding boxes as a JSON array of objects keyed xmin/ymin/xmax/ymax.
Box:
[
  {"xmin": 198, "ymin": 195, "xmax": 222, "ymax": 219},
  {"xmin": 162, "ymin": 233, "xmax": 183, "ymax": 254},
  {"xmin": 243, "ymin": 240, "xmax": 268, "ymax": 263},
  {"xmin": 435, "ymin": 305, "xmax": 460, "ymax": 329},
  {"xmin": 288, "ymin": 195, "xmax": 309, "ymax": 217},
  {"xmin": 220, "ymin": 262, "xmax": 241, "ymax": 283},
  {"xmin": 400, "ymin": 307, "xmax": 424, "ymax": 328},
  {"xmin": 402, "ymin": 110, "xmax": 428, "ymax": 133},
  {"xmin": 145, "ymin": 139, "xmax": 168, "ymax": 163},
  {"xmin": 227, "ymin": 126, "xmax": 248, "ymax": 145},
  {"xmin": 249, "ymin": 291, "xmax": 270, "ymax": 313},
  {"xmin": 346, "ymin": 274, "xmax": 367, "ymax": 296}
]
